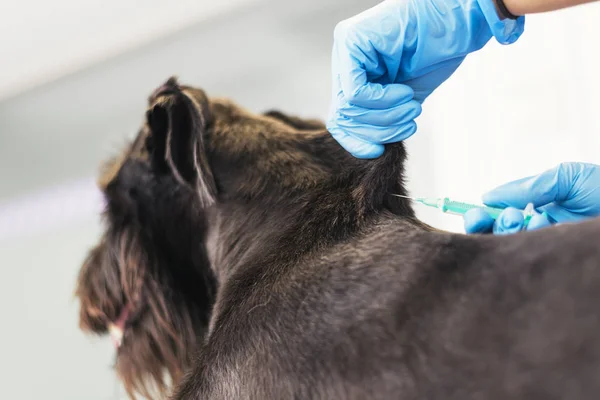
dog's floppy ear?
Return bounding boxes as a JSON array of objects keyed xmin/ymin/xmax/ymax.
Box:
[{"xmin": 146, "ymin": 78, "xmax": 216, "ymax": 207}]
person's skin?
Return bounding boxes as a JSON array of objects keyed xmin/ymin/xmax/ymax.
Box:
[{"xmin": 500, "ymin": 0, "xmax": 597, "ymax": 15}]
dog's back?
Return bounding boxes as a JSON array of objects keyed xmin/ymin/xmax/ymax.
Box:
[{"xmin": 177, "ymin": 216, "xmax": 600, "ymax": 400}]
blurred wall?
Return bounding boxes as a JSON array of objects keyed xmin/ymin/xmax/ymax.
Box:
[
  {"xmin": 0, "ymin": 0, "xmax": 260, "ymax": 100},
  {"xmin": 0, "ymin": 0, "xmax": 599, "ymax": 399}
]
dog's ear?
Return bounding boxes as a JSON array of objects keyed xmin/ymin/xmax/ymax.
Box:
[{"xmin": 146, "ymin": 80, "xmax": 216, "ymax": 207}]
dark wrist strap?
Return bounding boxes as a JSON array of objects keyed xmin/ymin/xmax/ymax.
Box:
[{"xmin": 496, "ymin": 0, "xmax": 519, "ymax": 20}]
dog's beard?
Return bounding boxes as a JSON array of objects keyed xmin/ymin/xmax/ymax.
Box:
[
  {"xmin": 77, "ymin": 226, "xmax": 204, "ymax": 399},
  {"xmin": 114, "ymin": 299, "xmax": 198, "ymax": 399}
]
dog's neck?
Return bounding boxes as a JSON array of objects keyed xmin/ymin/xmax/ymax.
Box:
[{"xmin": 204, "ymin": 143, "xmax": 418, "ymax": 282}]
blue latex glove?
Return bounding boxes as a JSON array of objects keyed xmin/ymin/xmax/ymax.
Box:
[
  {"xmin": 464, "ymin": 163, "xmax": 600, "ymax": 235},
  {"xmin": 327, "ymin": 0, "xmax": 525, "ymax": 159}
]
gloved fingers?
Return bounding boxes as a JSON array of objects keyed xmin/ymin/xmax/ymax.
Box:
[
  {"xmin": 463, "ymin": 208, "xmax": 494, "ymax": 234},
  {"xmin": 492, "ymin": 207, "xmax": 525, "ymax": 235},
  {"xmin": 334, "ymin": 36, "xmax": 417, "ymax": 110},
  {"xmin": 342, "ymin": 83, "xmax": 419, "ymax": 110},
  {"xmin": 465, "ymin": 207, "xmax": 554, "ymax": 235},
  {"xmin": 334, "ymin": 116, "xmax": 417, "ymax": 144},
  {"xmin": 401, "ymin": 57, "xmax": 466, "ymax": 103},
  {"xmin": 338, "ymin": 99, "xmax": 422, "ymax": 127},
  {"xmin": 329, "ymin": 72, "xmax": 420, "ymax": 145},
  {"xmin": 482, "ymin": 162, "xmax": 592, "ymax": 209},
  {"xmin": 525, "ymin": 213, "xmax": 552, "ymax": 231},
  {"xmin": 331, "ymin": 27, "xmax": 368, "ymax": 105},
  {"xmin": 327, "ymin": 123, "xmax": 385, "ymax": 159},
  {"xmin": 327, "ymin": 82, "xmax": 387, "ymax": 158}
]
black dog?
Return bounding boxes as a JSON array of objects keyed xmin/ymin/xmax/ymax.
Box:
[{"xmin": 76, "ymin": 78, "xmax": 600, "ymax": 399}]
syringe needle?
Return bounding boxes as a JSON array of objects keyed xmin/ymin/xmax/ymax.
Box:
[{"xmin": 389, "ymin": 194, "xmax": 415, "ymax": 200}]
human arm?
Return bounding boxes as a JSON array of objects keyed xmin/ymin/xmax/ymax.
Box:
[{"xmin": 499, "ymin": 0, "xmax": 598, "ymax": 16}]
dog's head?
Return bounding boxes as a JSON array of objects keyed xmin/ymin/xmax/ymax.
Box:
[
  {"xmin": 76, "ymin": 77, "xmax": 413, "ymax": 398},
  {"xmin": 75, "ymin": 79, "xmax": 220, "ymax": 398}
]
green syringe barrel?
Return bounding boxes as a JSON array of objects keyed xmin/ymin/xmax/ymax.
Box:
[
  {"xmin": 440, "ymin": 198, "xmax": 504, "ymax": 219},
  {"xmin": 417, "ymin": 197, "xmax": 533, "ymax": 227}
]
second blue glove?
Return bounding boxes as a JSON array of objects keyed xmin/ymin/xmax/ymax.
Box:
[{"xmin": 464, "ymin": 162, "xmax": 600, "ymax": 234}]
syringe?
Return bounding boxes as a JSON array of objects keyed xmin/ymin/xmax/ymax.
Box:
[{"xmin": 391, "ymin": 194, "xmax": 538, "ymax": 228}]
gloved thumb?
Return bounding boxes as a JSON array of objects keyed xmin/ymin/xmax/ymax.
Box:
[
  {"xmin": 463, "ymin": 208, "xmax": 494, "ymax": 234},
  {"xmin": 526, "ymin": 213, "xmax": 553, "ymax": 231},
  {"xmin": 492, "ymin": 207, "xmax": 524, "ymax": 235},
  {"xmin": 494, "ymin": 207, "xmax": 552, "ymax": 233}
]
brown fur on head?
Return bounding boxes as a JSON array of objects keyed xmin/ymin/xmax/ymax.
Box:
[{"xmin": 76, "ymin": 77, "xmax": 416, "ymax": 399}]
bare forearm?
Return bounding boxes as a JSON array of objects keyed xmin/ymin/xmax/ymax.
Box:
[{"xmin": 500, "ymin": 0, "xmax": 598, "ymax": 16}]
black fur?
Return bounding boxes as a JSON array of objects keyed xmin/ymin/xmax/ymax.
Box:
[{"xmin": 77, "ymin": 78, "xmax": 600, "ymax": 400}]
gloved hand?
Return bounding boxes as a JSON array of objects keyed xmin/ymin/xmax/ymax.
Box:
[
  {"xmin": 327, "ymin": 0, "xmax": 525, "ymax": 159},
  {"xmin": 464, "ymin": 162, "xmax": 600, "ymax": 235}
]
